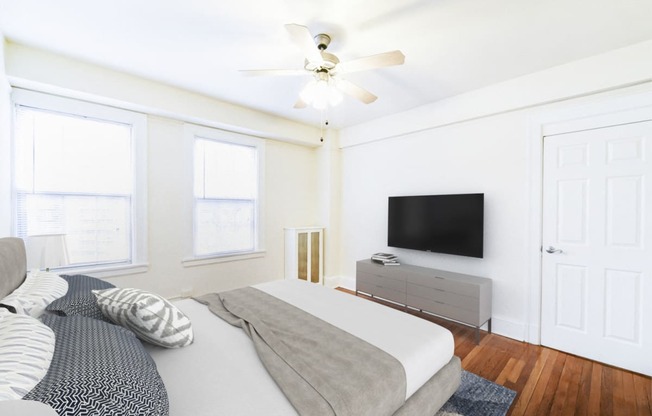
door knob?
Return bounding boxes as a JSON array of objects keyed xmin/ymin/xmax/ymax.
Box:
[{"xmin": 545, "ymin": 246, "xmax": 563, "ymax": 254}]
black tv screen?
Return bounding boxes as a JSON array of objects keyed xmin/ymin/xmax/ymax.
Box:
[{"xmin": 388, "ymin": 194, "xmax": 484, "ymax": 258}]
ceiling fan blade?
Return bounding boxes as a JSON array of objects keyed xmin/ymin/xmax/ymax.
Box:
[
  {"xmin": 293, "ymin": 97, "xmax": 308, "ymax": 109},
  {"xmin": 239, "ymin": 69, "xmax": 307, "ymax": 77},
  {"xmin": 337, "ymin": 50, "xmax": 405, "ymax": 74},
  {"xmin": 335, "ymin": 79, "xmax": 377, "ymax": 104},
  {"xmin": 285, "ymin": 23, "xmax": 323, "ymax": 65}
]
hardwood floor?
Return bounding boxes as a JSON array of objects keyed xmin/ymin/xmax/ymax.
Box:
[{"xmin": 337, "ymin": 288, "xmax": 652, "ymax": 416}]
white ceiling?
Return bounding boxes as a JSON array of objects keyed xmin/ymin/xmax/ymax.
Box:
[{"xmin": 1, "ymin": 0, "xmax": 652, "ymax": 129}]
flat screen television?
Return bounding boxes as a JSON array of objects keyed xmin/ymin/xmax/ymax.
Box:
[{"xmin": 388, "ymin": 193, "xmax": 484, "ymax": 258}]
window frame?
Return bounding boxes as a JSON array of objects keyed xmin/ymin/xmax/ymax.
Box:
[
  {"xmin": 182, "ymin": 123, "xmax": 265, "ymax": 266},
  {"xmin": 10, "ymin": 89, "xmax": 148, "ymax": 277}
]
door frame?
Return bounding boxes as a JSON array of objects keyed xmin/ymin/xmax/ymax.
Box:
[{"xmin": 525, "ymin": 85, "xmax": 652, "ymax": 345}]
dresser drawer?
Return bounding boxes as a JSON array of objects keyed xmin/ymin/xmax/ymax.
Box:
[
  {"xmin": 357, "ymin": 281, "xmax": 406, "ymax": 305},
  {"xmin": 357, "ymin": 261, "xmax": 406, "ymax": 282},
  {"xmin": 356, "ymin": 260, "xmax": 384, "ymax": 274},
  {"xmin": 358, "ymin": 271, "xmax": 406, "ymax": 293},
  {"xmin": 406, "ymin": 283, "xmax": 478, "ymax": 312},
  {"xmin": 407, "ymin": 294, "xmax": 480, "ymax": 326},
  {"xmin": 407, "ymin": 273, "xmax": 479, "ymax": 298}
]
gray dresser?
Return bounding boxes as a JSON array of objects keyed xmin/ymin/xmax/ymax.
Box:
[{"xmin": 356, "ymin": 259, "xmax": 492, "ymax": 343}]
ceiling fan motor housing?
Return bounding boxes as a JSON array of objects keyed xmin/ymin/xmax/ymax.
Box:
[
  {"xmin": 304, "ymin": 33, "xmax": 339, "ymax": 71},
  {"xmin": 314, "ymin": 33, "xmax": 331, "ymax": 50}
]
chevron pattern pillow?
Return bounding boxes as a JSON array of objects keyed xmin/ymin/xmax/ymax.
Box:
[
  {"xmin": 93, "ymin": 288, "xmax": 194, "ymax": 348},
  {"xmin": 0, "ymin": 309, "xmax": 55, "ymax": 400}
]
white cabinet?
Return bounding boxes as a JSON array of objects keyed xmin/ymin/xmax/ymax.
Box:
[{"xmin": 285, "ymin": 227, "xmax": 324, "ymax": 284}]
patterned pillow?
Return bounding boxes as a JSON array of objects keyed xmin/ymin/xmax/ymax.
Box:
[
  {"xmin": 46, "ymin": 274, "xmax": 115, "ymax": 322},
  {"xmin": 94, "ymin": 288, "xmax": 194, "ymax": 348},
  {"xmin": 0, "ymin": 271, "xmax": 68, "ymax": 318},
  {"xmin": 23, "ymin": 314, "xmax": 169, "ymax": 415},
  {"xmin": 0, "ymin": 310, "xmax": 55, "ymax": 400}
]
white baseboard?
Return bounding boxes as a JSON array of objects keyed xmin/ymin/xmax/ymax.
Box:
[
  {"xmin": 324, "ymin": 275, "xmax": 344, "ymax": 289},
  {"xmin": 490, "ymin": 317, "xmax": 528, "ymax": 342},
  {"xmin": 526, "ymin": 324, "xmax": 541, "ymax": 345},
  {"xmin": 336, "ymin": 276, "xmax": 356, "ymax": 291}
]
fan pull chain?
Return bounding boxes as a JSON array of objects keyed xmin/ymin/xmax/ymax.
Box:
[
  {"xmin": 320, "ymin": 109, "xmax": 329, "ymax": 143},
  {"xmin": 320, "ymin": 109, "xmax": 324, "ymax": 142}
]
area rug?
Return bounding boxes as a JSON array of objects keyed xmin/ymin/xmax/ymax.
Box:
[{"xmin": 436, "ymin": 370, "xmax": 517, "ymax": 416}]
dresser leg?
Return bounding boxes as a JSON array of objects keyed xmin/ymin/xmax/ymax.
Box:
[{"xmin": 474, "ymin": 319, "xmax": 492, "ymax": 344}]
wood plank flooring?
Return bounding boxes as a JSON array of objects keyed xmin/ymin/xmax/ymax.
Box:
[{"xmin": 337, "ymin": 288, "xmax": 652, "ymax": 416}]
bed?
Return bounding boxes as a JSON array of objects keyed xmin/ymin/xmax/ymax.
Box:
[{"xmin": 0, "ymin": 237, "xmax": 461, "ymax": 415}]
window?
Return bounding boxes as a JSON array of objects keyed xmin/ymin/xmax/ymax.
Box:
[
  {"xmin": 190, "ymin": 125, "xmax": 264, "ymax": 259},
  {"xmin": 12, "ymin": 90, "xmax": 147, "ymax": 273}
]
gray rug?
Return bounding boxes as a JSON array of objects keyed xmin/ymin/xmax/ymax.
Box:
[{"xmin": 436, "ymin": 370, "xmax": 516, "ymax": 416}]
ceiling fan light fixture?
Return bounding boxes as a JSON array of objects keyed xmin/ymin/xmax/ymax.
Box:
[
  {"xmin": 299, "ymin": 75, "xmax": 342, "ymax": 110},
  {"xmin": 242, "ymin": 24, "xmax": 405, "ymax": 111}
]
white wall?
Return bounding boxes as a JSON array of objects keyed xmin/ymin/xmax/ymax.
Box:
[
  {"xmin": 2, "ymin": 43, "xmax": 322, "ymax": 298},
  {"xmin": 339, "ymin": 112, "xmax": 530, "ymax": 338},
  {"xmin": 0, "ymin": 34, "xmax": 11, "ymax": 238},
  {"xmin": 317, "ymin": 129, "xmax": 342, "ymax": 285},
  {"xmin": 338, "ymin": 40, "xmax": 652, "ymax": 341}
]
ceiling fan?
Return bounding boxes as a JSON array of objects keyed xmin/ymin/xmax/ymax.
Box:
[{"xmin": 240, "ymin": 24, "xmax": 405, "ymax": 109}]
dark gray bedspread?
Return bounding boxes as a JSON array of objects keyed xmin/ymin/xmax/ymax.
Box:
[{"xmin": 195, "ymin": 287, "xmax": 407, "ymax": 416}]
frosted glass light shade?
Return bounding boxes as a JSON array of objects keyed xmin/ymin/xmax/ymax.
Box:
[
  {"xmin": 299, "ymin": 78, "xmax": 343, "ymax": 110},
  {"xmin": 25, "ymin": 234, "xmax": 69, "ymax": 272}
]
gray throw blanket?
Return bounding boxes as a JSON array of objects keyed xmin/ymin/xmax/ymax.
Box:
[{"xmin": 195, "ymin": 287, "xmax": 407, "ymax": 416}]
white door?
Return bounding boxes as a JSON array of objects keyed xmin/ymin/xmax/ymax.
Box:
[{"xmin": 541, "ymin": 120, "xmax": 652, "ymax": 376}]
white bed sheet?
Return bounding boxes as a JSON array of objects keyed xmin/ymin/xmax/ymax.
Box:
[
  {"xmin": 146, "ymin": 280, "xmax": 454, "ymax": 415},
  {"xmin": 145, "ymin": 297, "xmax": 297, "ymax": 416}
]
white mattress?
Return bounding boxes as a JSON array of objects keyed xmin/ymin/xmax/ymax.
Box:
[{"xmin": 146, "ymin": 280, "xmax": 454, "ymax": 415}]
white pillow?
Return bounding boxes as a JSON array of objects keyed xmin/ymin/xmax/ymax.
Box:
[
  {"xmin": 0, "ymin": 309, "xmax": 56, "ymax": 400},
  {"xmin": 0, "ymin": 271, "xmax": 68, "ymax": 318},
  {"xmin": 93, "ymin": 288, "xmax": 193, "ymax": 348}
]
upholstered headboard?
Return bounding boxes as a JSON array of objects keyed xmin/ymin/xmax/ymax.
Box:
[{"xmin": 0, "ymin": 237, "xmax": 27, "ymax": 299}]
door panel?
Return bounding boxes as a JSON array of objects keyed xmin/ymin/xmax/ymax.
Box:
[
  {"xmin": 541, "ymin": 120, "xmax": 652, "ymax": 376},
  {"xmin": 554, "ymin": 264, "xmax": 586, "ymax": 331},
  {"xmin": 603, "ymin": 269, "xmax": 641, "ymax": 344},
  {"xmin": 606, "ymin": 176, "xmax": 642, "ymax": 247},
  {"xmin": 556, "ymin": 179, "xmax": 588, "ymax": 244}
]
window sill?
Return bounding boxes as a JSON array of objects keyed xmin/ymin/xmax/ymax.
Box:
[
  {"xmin": 182, "ymin": 250, "xmax": 266, "ymax": 268},
  {"xmin": 53, "ymin": 263, "xmax": 149, "ymax": 279}
]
